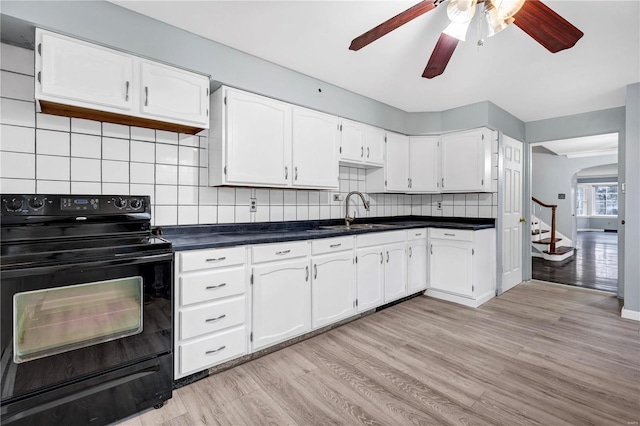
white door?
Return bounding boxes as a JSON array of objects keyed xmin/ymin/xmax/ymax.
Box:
[
  {"xmin": 502, "ymin": 136, "xmax": 524, "ymax": 293},
  {"xmin": 409, "ymin": 136, "xmax": 440, "ymax": 192},
  {"xmin": 429, "ymin": 239, "xmax": 473, "ymax": 297},
  {"xmin": 441, "ymin": 129, "xmax": 488, "ymax": 192},
  {"xmin": 311, "ymin": 252, "xmax": 356, "ymax": 329},
  {"xmin": 385, "ymin": 132, "xmax": 410, "ymax": 192},
  {"xmin": 292, "ymin": 107, "xmax": 339, "ymax": 189},
  {"xmin": 340, "ymin": 119, "xmax": 365, "ymax": 163},
  {"xmin": 407, "ymin": 241, "xmax": 428, "ymax": 293},
  {"xmin": 364, "ymin": 126, "xmax": 385, "ymax": 166},
  {"xmin": 38, "ymin": 30, "xmax": 134, "ymax": 111},
  {"xmin": 140, "ymin": 61, "xmax": 209, "ymax": 126},
  {"xmin": 384, "ymin": 242, "xmax": 407, "ymax": 302},
  {"xmin": 225, "ymin": 90, "xmax": 291, "ymax": 187},
  {"xmin": 356, "ymin": 246, "xmax": 384, "ymax": 312},
  {"xmin": 252, "ymin": 259, "xmax": 310, "ymax": 350}
]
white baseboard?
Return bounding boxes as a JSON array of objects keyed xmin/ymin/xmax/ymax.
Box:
[
  {"xmin": 621, "ymin": 307, "xmax": 640, "ymax": 321},
  {"xmin": 425, "ymin": 288, "xmax": 495, "ymax": 308},
  {"xmin": 577, "ymin": 228, "xmax": 605, "ymax": 232}
]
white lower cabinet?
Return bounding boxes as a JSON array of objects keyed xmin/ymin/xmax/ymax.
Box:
[
  {"xmin": 252, "ymin": 257, "xmax": 311, "ymax": 351},
  {"xmin": 384, "ymin": 242, "xmax": 407, "ymax": 302},
  {"xmin": 407, "ymin": 229, "xmax": 428, "ymax": 294},
  {"xmin": 356, "ymin": 246, "xmax": 384, "ymax": 312},
  {"xmin": 311, "ymin": 250, "xmax": 356, "ymax": 329}
]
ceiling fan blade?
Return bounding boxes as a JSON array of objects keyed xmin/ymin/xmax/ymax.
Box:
[
  {"xmin": 423, "ymin": 33, "xmax": 459, "ymax": 79},
  {"xmin": 349, "ymin": 1, "xmax": 439, "ymax": 51},
  {"xmin": 513, "ymin": 0, "xmax": 584, "ymax": 53}
]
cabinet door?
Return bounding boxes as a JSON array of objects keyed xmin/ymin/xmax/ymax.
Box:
[
  {"xmin": 364, "ymin": 126, "xmax": 385, "ymax": 166},
  {"xmin": 441, "ymin": 129, "xmax": 490, "ymax": 192},
  {"xmin": 409, "ymin": 137, "xmax": 440, "ymax": 192},
  {"xmin": 225, "ymin": 90, "xmax": 291, "ymax": 187},
  {"xmin": 340, "ymin": 119, "xmax": 365, "ymax": 163},
  {"xmin": 252, "ymin": 259, "xmax": 310, "ymax": 350},
  {"xmin": 429, "ymin": 239, "xmax": 473, "ymax": 297},
  {"xmin": 38, "ymin": 30, "xmax": 133, "ymax": 111},
  {"xmin": 407, "ymin": 241, "xmax": 428, "ymax": 293},
  {"xmin": 292, "ymin": 107, "xmax": 339, "ymax": 189},
  {"xmin": 311, "ymin": 252, "xmax": 355, "ymax": 329},
  {"xmin": 356, "ymin": 246, "xmax": 384, "ymax": 312},
  {"xmin": 384, "ymin": 242, "xmax": 407, "ymax": 302},
  {"xmin": 385, "ymin": 132, "xmax": 410, "ymax": 192},
  {"xmin": 140, "ymin": 61, "xmax": 209, "ymax": 126}
]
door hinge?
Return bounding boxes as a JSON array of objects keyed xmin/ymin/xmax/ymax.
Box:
[
  {"xmin": 355, "ymin": 256, "xmax": 358, "ymax": 264},
  {"xmin": 206, "ymin": 87, "xmax": 209, "ymax": 96},
  {"xmin": 339, "ymin": 146, "xmax": 342, "ymax": 153},
  {"xmin": 37, "ymin": 43, "xmax": 42, "ymax": 56},
  {"xmin": 37, "ymin": 71, "xmax": 41, "ymax": 84},
  {"xmin": 472, "ymin": 285, "xmax": 475, "ymax": 292},
  {"xmin": 472, "ymin": 249, "xmax": 475, "ymax": 255},
  {"xmin": 482, "ymin": 134, "xmax": 485, "ymax": 140},
  {"xmin": 250, "ymin": 273, "xmax": 253, "ymax": 284},
  {"xmin": 356, "ymin": 298, "xmax": 358, "ymax": 306},
  {"xmin": 437, "ymin": 141, "xmax": 440, "ymax": 147},
  {"xmin": 384, "ymin": 136, "xmax": 387, "ymax": 143},
  {"xmin": 481, "ymin": 179, "xmax": 484, "ymax": 186},
  {"xmin": 250, "ymin": 332, "xmax": 253, "ymax": 342},
  {"xmin": 224, "ymin": 166, "xmax": 227, "ymax": 175},
  {"xmin": 384, "ymin": 180, "xmax": 387, "ymax": 186},
  {"xmin": 224, "ymin": 96, "xmax": 227, "ymax": 105},
  {"xmin": 206, "ymin": 108, "xmax": 209, "ymax": 117}
]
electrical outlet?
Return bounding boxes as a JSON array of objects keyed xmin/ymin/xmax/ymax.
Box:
[
  {"xmin": 333, "ymin": 194, "xmax": 343, "ymax": 202},
  {"xmin": 437, "ymin": 201, "xmax": 442, "ymax": 210},
  {"xmin": 250, "ymin": 198, "xmax": 257, "ymax": 212}
]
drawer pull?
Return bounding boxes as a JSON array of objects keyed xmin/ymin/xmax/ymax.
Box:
[
  {"xmin": 205, "ymin": 346, "xmax": 226, "ymax": 355},
  {"xmin": 205, "ymin": 314, "xmax": 226, "ymax": 323},
  {"xmin": 206, "ymin": 257, "xmax": 227, "ymax": 263},
  {"xmin": 276, "ymin": 250, "xmax": 291, "ymax": 255},
  {"xmin": 444, "ymin": 233, "xmax": 456, "ymax": 237},
  {"xmin": 205, "ymin": 283, "xmax": 227, "ymax": 290},
  {"xmin": 415, "ymin": 233, "xmax": 423, "ymax": 236},
  {"xmin": 329, "ymin": 243, "xmax": 342, "ymax": 248}
]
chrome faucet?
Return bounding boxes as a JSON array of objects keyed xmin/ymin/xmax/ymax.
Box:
[{"xmin": 345, "ymin": 191, "xmax": 370, "ymax": 227}]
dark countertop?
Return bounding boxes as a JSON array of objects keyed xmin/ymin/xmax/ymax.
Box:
[{"xmin": 158, "ymin": 216, "xmax": 495, "ymax": 251}]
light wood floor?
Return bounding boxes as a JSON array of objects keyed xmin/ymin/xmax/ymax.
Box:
[{"xmin": 122, "ymin": 281, "xmax": 640, "ymax": 426}]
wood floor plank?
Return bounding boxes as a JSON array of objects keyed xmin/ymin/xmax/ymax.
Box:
[{"xmin": 126, "ymin": 281, "xmax": 640, "ymax": 425}]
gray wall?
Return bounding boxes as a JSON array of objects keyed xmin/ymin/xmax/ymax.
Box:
[
  {"xmin": 577, "ymin": 217, "xmax": 618, "ymax": 231},
  {"xmin": 624, "ymin": 83, "xmax": 639, "ymax": 313}
]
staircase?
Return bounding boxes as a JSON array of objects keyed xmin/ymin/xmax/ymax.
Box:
[{"xmin": 531, "ymin": 197, "xmax": 576, "ymax": 262}]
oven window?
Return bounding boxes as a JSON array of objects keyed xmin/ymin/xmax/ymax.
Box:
[{"xmin": 13, "ymin": 277, "xmax": 143, "ymax": 363}]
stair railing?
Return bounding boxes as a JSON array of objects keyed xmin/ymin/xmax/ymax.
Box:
[{"xmin": 532, "ymin": 197, "xmax": 557, "ymax": 253}]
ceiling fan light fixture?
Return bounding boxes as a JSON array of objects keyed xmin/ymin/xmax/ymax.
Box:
[
  {"xmin": 446, "ymin": 0, "xmax": 477, "ymax": 24},
  {"xmin": 443, "ymin": 20, "xmax": 472, "ymax": 42},
  {"xmin": 484, "ymin": 3, "xmax": 515, "ymax": 37},
  {"xmin": 489, "ymin": 0, "xmax": 526, "ymax": 20}
]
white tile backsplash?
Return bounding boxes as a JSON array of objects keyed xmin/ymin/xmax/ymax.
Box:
[{"xmin": 1, "ymin": 42, "xmax": 499, "ymax": 227}]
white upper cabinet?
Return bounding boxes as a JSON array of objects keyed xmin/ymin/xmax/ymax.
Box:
[
  {"xmin": 38, "ymin": 30, "xmax": 134, "ymax": 111},
  {"xmin": 441, "ymin": 128, "xmax": 492, "ymax": 192},
  {"xmin": 409, "ymin": 137, "xmax": 440, "ymax": 192},
  {"xmin": 139, "ymin": 61, "xmax": 209, "ymax": 126},
  {"xmin": 35, "ymin": 29, "xmax": 209, "ymax": 134},
  {"xmin": 384, "ymin": 132, "xmax": 410, "ymax": 192},
  {"xmin": 223, "ymin": 88, "xmax": 291, "ymax": 187},
  {"xmin": 339, "ymin": 119, "xmax": 385, "ymax": 167},
  {"xmin": 292, "ymin": 107, "xmax": 339, "ymax": 189}
]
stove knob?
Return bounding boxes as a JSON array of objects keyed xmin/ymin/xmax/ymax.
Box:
[
  {"xmin": 130, "ymin": 198, "xmax": 143, "ymax": 210},
  {"xmin": 6, "ymin": 197, "xmax": 23, "ymax": 212},
  {"xmin": 114, "ymin": 197, "xmax": 127, "ymax": 209},
  {"xmin": 28, "ymin": 197, "xmax": 45, "ymax": 210}
]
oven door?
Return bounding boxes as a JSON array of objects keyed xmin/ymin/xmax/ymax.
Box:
[{"xmin": 0, "ymin": 252, "xmax": 173, "ymax": 403}]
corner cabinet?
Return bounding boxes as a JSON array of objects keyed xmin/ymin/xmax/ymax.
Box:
[
  {"xmin": 407, "ymin": 229, "xmax": 428, "ymax": 293},
  {"xmin": 339, "ymin": 119, "xmax": 384, "ymax": 167},
  {"xmin": 441, "ymin": 128, "xmax": 492, "ymax": 192},
  {"xmin": 427, "ymin": 228, "xmax": 496, "ymax": 308},
  {"xmin": 209, "ymin": 87, "xmax": 338, "ymax": 190},
  {"xmin": 35, "ymin": 28, "xmax": 209, "ymax": 134}
]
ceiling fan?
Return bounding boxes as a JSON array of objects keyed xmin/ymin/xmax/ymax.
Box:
[{"xmin": 349, "ymin": 0, "xmax": 584, "ymax": 79}]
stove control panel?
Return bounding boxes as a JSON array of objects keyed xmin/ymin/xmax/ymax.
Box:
[{"xmin": 1, "ymin": 194, "xmax": 150, "ymax": 216}]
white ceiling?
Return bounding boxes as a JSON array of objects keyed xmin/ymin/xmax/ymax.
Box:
[
  {"xmin": 536, "ymin": 132, "xmax": 618, "ymax": 157},
  {"xmin": 111, "ymin": 0, "xmax": 639, "ymax": 122}
]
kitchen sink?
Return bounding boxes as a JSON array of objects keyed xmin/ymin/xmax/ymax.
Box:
[{"xmin": 318, "ymin": 223, "xmax": 398, "ymax": 231}]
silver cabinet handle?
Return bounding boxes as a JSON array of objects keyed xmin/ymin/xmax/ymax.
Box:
[
  {"xmin": 367, "ymin": 147, "xmax": 370, "ymax": 158},
  {"xmin": 144, "ymin": 86, "xmax": 149, "ymax": 106},
  {"xmin": 380, "ymin": 252, "xmax": 383, "ymax": 264},
  {"xmin": 305, "ymin": 265, "xmax": 309, "ymax": 282},
  {"xmin": 409, "ymin": 247, "xmax": 412, "ymax": 258},
  {"xmin": 314, "ymin": 264, "xmax": 317, "ymax": 279},
  {"xmin": 441, "ymin": 177, "xmax": 444, "ymax": 188},
  {"xmin": 408, "ymin": 178, "xmax": 411, "ymax": 188},
  {"xmin": 125, "ymin": 81, "xmax": 130, "ymax": 101},
  {"xmin": 295, "ymin": 166, "xmax": 298, "ymax": 181},
  {"xmin": 205, "ymin": 314, "xmax": 226, "ymax": 323},
  {"xmin": 361, "ymin": 146, "xmax": 364, "ymax": 157},
  {"xmin": 206, "ymin": 283, "xmax": 227, "ymax": 290},
  {"xmin": 205, "ymin": 346, "xmax": 226, "ymax": 355},
  {"xmin": 444, "ymin": 233, "xmax": 456, "ymax": 237},
  {"xmin": 329, "ymin": 243, "xmax": 342, "ymax": 248},
  {"xmin": 430, "ymin": 244, "xmax": 433, "ymax": 255},
  {"xmin": 276, "ymin": 250, "xmax": 291, "ymax": 255},
  {"xmin": 386, "ymin": 251, "xmax": 389, "ymax": 263},
  {"xmin": 285, "ymin": 166, "xmax": 288, "ymax": 180},
  {"xmin": 206, "ymin": 257, "xmax": 226, "ymax": 263}
]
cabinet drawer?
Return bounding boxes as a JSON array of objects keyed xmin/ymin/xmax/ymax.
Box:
[
  {"xmin": 407, "ymin": 228, "xmax": 427, "ymax": 241},
  {"xmin": 429, "ymin": 228, "xmax": 473, "ymax": 242},
  {"xmin": 178, "ymin": 327, "xmax": 246, "ymax": 376},
  {"xmin": 311, "ymin": 236, "xmax": 354, "ymax": 255},
  {"xmin": 252, "ymin": 241, "xmax": 309, "ymax": 263},
  {"xmin": 179, "ymin": 246, "xmax": 246, "ymax": 272},
  {"xmin": 179, "ymin": 267, "xmax": 245, "ymax": 306},
  {"xmin": 179, "ymin": 297, "xmax": 246, "ymax": 340},
  {"xmin": 357, "ymin": 230, "xmax": 406, "ymax": 248}
]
